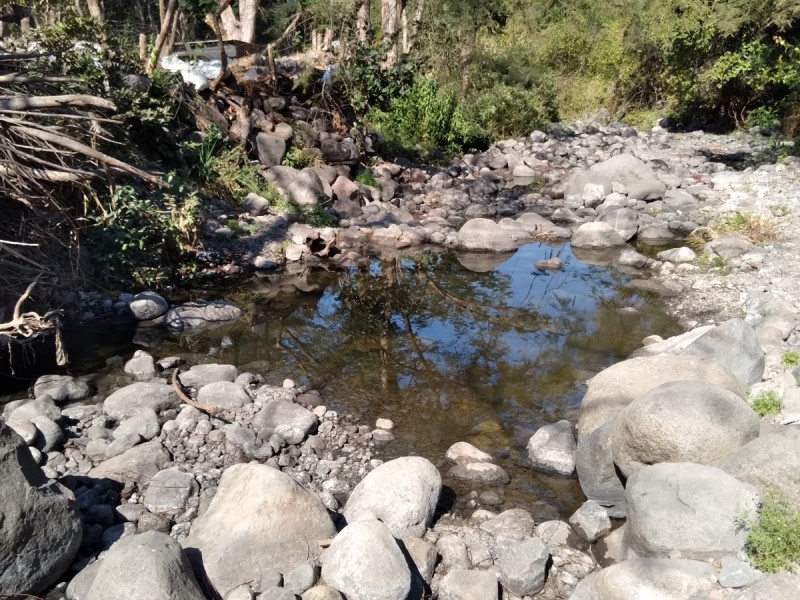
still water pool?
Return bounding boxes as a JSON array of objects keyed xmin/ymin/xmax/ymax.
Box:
[{"xmin": 12, "ymin": 242, "xmax": 682, "ymax": 518}]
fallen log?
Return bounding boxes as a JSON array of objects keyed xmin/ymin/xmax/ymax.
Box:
[{"xmin": 0, "ymin": 94, "xmax": 117, "ymax": 112}]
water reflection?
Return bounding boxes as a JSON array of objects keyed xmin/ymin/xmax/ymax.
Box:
[
  {"xmin": 25, "ymin": 242, "xmax": 679, "ymax": 517},
  {"xmin": 208, "ymin": 242, "xmax": 679, "ymax": 516}
]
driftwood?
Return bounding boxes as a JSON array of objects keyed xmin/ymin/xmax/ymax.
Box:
[
  {"xmin": 171, "ymin": 368, "xmax": 224, "ymax": 416},
  {"xmin": 8, "ymin": 124, "xmax": 166, "ymax": 187},
  {"xmin": 0, "ymin": 94, "xmax": 117, "ymax": 112},
  {"xmin": 0, "ymin": 74, "xmax": 82, "ymax": 84}
]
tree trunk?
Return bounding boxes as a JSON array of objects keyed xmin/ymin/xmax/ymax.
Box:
[
  {"xmin": 356, "ymin": 0, "xmax": 370, "ymax": 44},
  {"xmin": 86, "ymin": 0, "xmax": 105, "ymax": 21},
  {"xmin": 147, "ymin": 0, "xmax": 178, "ymax": 74},
  {"xmin": 401, "ymin": 0, "xmax": 424, "ymax": 56},
  {"xmin": 214, "ymin": 0, "xmax": 258, "ymax": 43},
  {"xmin": 381, "ymin": 0, "xmax": 403, "ymax": 65}
]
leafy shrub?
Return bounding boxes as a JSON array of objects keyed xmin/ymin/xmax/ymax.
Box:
[
  {"xmin": 782, "ymin": 351, "xmax": 800, "ymax": 368},
  {"xmin": 355, "ymin": 171, "xmax": 380, "ymax": 188},
  {"xmin": 747, "ymin": 490, "xmax": 800, "ymax": 573},
  {"xmin": 340, "ymin": 46, "xmax": 415, "ymax": 117},
  {"xmin": 85, "ymin": 182, "xmax": 200, "ymax": 288},
  {"xmin": 191, "ymin": 127, "xmax": 277, "ymax": 202},
  {"xmin": 282, "ymin": 147, "xmax": 322, "ymax": 169},
  {"xmin": 369, "ymin": 75, "xmax": 483, "ymax": 159},
  {"xmin": 746, "ymin": 106, "xmax": 781, "ymax": 129},
  {"xmin": 751, "ymin": 390, "xmax": 783, "ymax": 417},
  {"xmin": 468, "ymin": 83, "xmax": 555, "ymax": 140}
]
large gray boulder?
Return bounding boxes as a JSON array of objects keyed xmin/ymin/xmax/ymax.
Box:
[
  {"xmin": 715, "ymin": 425, "xmax": 800, "ymax": 505},
  {"xmin": 571, "ymin": 222, "xmax": 626, "ymax": 249},
  {"xmin": 256, "ymin": 132, "xmax": 287, "ymax": 167},
  {"xmin": 253, "ymin": 400, "xmax": 318, "ymax": 445},
  {"xmin": 610, "ymin": 381, "xmax": 760, "ymax": 477},
  {"xmin": 343, "ymin": 456, "xmax": 441, "ymax": 538},
  {"xmin": 595, "ymin": 207, "xmax": 639, "ymax": 241},
  {"xmin": 164, "ymin": 300, "xmax": 242, "ymax": 333},
  {"xmin": 113, "ymin": 408, "xmax": 160, "ymax": 441},
  {"xmin": 84, "ymin": 531, "xmax": 205, "ymax": 600},
  {"xmin": 577, "ymin": 355, "xmax": 744, "ymax": 439},
  {"xmin": 0, "ymin": 423, "xmax": 82, "ymax": 596},
  {"xmin": 456, "ymin": 218, "xmax": 522, "ymax": 253},
  {"xmin": 320, "ymin": 520, "xmax": 410, "ymax": 600},
  {"xmin": 732, "ymin": 574, "xmax": 800, "ymax": 600},
  {"xmin": 88, "ymin": 440, "xmax": 170, "ymax": 486},
  {"xmin": 33, "ymin": 374, "xmax": 91, "ymax": 403},
  {"xmin": 128, "ymin": 291, "xmax": 169, "ymax": 321},
  {"xmin": 576, "ymin": 416, "xmax": 626, "ymax": 518},
  {"xmin": 570, "ymin": 558, "xmax": 717, "ymax": 600},
  {"xmin": 196, "ymin": 381, "xmax": 252, "ymax": 410},
  {"xmin": 494, "ymin": 536, "xmax": 549, "ymax": 596},
  {"xmin": 178, "ymin": 363, "xmax": 238, "ymax": 388},
  {"xmin": 679, "ymin": 319, "xmax": 765, "ymax": 388},
  {"xmin": 563, "ymin": 170, "xmax": 613, "ymax": 202},
  {"xmin": 103, "ymin": 382, "xmax": 177, "ymax": 420},
  {"xmin": 526, "ymin": 420, "xmax": 577, "ymax": 477},
  {"xmin": 182, "ymin": 463, "xmax": 335, "ymax": 598},
  {"xmin": 289, "ymin": 167, "xmax": 326, "ymax": 206},
  {"xmin": 438, "ymin": 570, "xmax": 498, "ymax": 600},
  {"xmin": 589, "ymin": 154, "xmax": 661, "ymax": 187},
  {"xmin": 143, "ymin": 467, "xmax": 197, "ymax": 516},
  {"xmin": 623, "ymin": 463, "xmax": 759, "ymax": 560}
]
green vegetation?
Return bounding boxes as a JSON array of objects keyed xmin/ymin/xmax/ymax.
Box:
[
  {"xmin": 751, "ymin": 390, "xmax": 783, "ymax": 417},
  {"xmin": 747, "ymin": 490, "xmax": 800, "ymax": 573},
  {"xmin": 771, "ymin": 204, "xmax": 792, "ymax": 217},
  {"xmin": 698, "ymin": 250, "xmax": 729, "ymax": 273},
  {"xmin": 716, "ymin": 212, "xmax": 780, "ymax": 243},
  {"xmin": 282, "ymin": 147, "xmax": 322, "ymax": 169},
  {"xmin": 355, "ymin": 171, "xmax": 380, "ymax": 188},
  {"xmin": 782, "ymin": 351, "xmax": 800, "ymax": 368},
  {"xmin": 85, "ymin": 182, "xmax": 200, "ymax": 288},
  {"xmin": 225, "ymin": 220, "xmax": 264, "ymax": 236}
]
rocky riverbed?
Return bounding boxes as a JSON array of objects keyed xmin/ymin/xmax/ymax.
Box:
[{"xmin": 4, "ymin": 120, "xmax": 800, "ymax": 599}]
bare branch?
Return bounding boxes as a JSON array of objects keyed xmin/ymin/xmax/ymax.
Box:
[{"xmin": 0, "ymin": 95, "xmax": 117, "ymax": 112}]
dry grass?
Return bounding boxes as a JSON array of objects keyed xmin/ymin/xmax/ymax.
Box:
[{"xmin": 716, "ymin": 212, "xmax": 780, "ymax": 244}]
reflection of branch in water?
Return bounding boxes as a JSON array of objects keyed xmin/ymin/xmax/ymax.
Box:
[
  {"xmin": 422, "ymin": 272, "xmax": 550, "ymax": 332},
  {"xmin": 422, "ymin": 273, "xmax": 503, "ymax": 312},
  {"xmin": 402, "ymin": 312, "xmax": 432, "ymax": 371},
  {"xmin": 280, "ymin": 327, "xmax": 318, "ymax": 365},
  {"xmin": 276, "ymin": 338, "xmax": 313, "ymax": 376}
]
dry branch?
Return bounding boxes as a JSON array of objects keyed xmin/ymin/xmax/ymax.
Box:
[
  {"xmin": 9, "ymin": 124, "xmax": 165, "ymax": 187},
  {"xmin": 0, "ymin": 95, "xmax": 117, "ymax": 111},
  {"xmin": 0, "ymin": 74, "xmax": 82, "ymax": 84},
  {"xmin": 172, "ymin": 368, "xmax": 224, "ymax": 416}
]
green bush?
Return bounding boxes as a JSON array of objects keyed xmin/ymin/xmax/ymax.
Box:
[
  {"xmin": 751, "ymin": 390, "xmax": 783, "ymax": 417},
  {"xmin": 782, "ymin": 351, "xmax": 800, "ymax": 368},
  {"xmin": 85, "ymin": 182, "xmax": 200, "ymax": 288},
  {"xmin": 370, "ymin": 75, "xmax": 483, "ymax": 159},
  {"xmin": 191, "ymin": 127, "xmax": 279, "ymax": 203},
  {"xmin": 355, "ymin": 171, "xmax": 380, "ymax": 188},
  {"xmin": 468, "ymin": 83, "xmax": 555, "ymax": 140},
  {"xmin": 282, "ymin": 147, "xmax": 322, "ymax": 169},
  {"xmin": 747, "ymin": 490, "xmax": 800, "ymax": 573}
]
